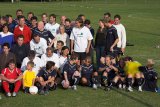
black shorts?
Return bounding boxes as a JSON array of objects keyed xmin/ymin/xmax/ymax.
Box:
[{"xmin": 74, "ymin": 52, "xmax": 87, "ymax": 60}]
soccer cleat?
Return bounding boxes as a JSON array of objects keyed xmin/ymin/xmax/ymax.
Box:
[
  {"xmin": 12, "ymin": 92, "xmax": 17, "ymax": 97},
  {"xmin": 92, "ymin": 84, "xmax": 97, "ymax": 90},
  {"xmin": 138, "ymin": 86, "xmax": 142, "ymax": 92},
  {"xmin": 128, "ymin": 86, "xmax": 133, "ymax": 92},
  {"xmin": 6, "ymin": 92, "xmax": 11, "ymax": 97},
  {"xmin": 73, "ymin": 85, "xmax": 77, "ymax": 90}
]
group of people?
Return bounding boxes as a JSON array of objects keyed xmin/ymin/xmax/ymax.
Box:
[{"xmin": 0, "ymin": 9, "xmax": 158, "ymax": 97}]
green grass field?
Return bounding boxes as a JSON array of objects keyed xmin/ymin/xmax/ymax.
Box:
[{"xmin": 0, "ymin": 0, "xmax": 160, "ymax": 107}]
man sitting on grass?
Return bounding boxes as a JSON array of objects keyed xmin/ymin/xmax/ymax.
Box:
[
  {"xmin": 37, "ymin": 61, "xmax": 57, "ymax": 95},
  {"xmin": 1, "ymin": 59, "xmax": 22, "ymax": 97}
]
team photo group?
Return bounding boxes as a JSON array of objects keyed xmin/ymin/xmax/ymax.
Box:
[{"xmin": 0, "ymin": 9, "xmax": 158, "ymax": 97}]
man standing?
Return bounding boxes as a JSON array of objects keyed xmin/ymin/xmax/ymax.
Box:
[
  {"xmin": 113, "ymin": 15, "xmax": 126, "ymax": 53},
  {"xmin": 70, "ymin": 18, "xmax": 93, "ymax": 64},
  {"xmin": 14, "ymin": 15, "xmax": 31, "ymax": 44},
  {"xmin": 1, "ymin": 59, "xmax": 22, "ymax": 97},
  {"xmin": 44, "ymin": 14, "xmax": 60, "ymax": 37},
  {"xmin": 11, "ymin": 35, "xmax": 29, "ymax": 68},
  {"xmin": 104, "ymin": 19, "xmax": 119, "ymax": 57}
]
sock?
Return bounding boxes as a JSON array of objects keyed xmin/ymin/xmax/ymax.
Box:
[
  {"xmin": 137, "ymin": 78, "xmax": 143, "ymax": 86},
  {"xmin": 102, "ymin": 76, "xmax": 108, "ymax": 87},
  {"xmin": 128, "ymin": 78, "xmax": 132, "ymax": 87},
  {"xmin": 73, "ymin": 76, "xmax": 80, "ymax": 85},
  {"xmin": 92, "ymin": 76, "xmax": 99, "ymax": 84}
]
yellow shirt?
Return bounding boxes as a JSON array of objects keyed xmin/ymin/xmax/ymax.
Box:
[{"xmin": 23, "ymin": 70, "xmax": 36, "ymax": 87}]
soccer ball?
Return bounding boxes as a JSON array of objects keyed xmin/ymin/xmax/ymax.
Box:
[
  {"xmin": 61, "ymin": 80, "xmax": 69, "ymax": 89},
  {"xmin": 29, "ymin": 86, "xmax": 38, "ymax": 95}
]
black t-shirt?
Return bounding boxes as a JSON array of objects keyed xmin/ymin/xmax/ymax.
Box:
[
  {"xmin": 95, "ymin": 28, "xmax": 107, "ymax": 47},
  {"xmin": 37, "ymin": 68, "xmax": 57, "ymax": 81},
  {"xmin": 63, "ymin": 61, "xmax": 77, "ymax": 80},
  {"xmin": 33, "ymin": 28, "xmax": 54, "ymax": 45},
  {"xmin": 105, "ymin": 26, "xmax": 118, "ymax": 51},
  {"xmin": 81, "ymin": 64, "xmax": 94, "ymax": 79},
  {"xmin": 65, "ymin": 27, "xmax": 72, "ymax": 37},
  {"xmin": 11, "ymin": 44, "xmax": 29, "ymax": 65}
]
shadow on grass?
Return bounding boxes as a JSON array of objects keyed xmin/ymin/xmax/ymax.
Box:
[
  {"xmin": 128, "ymin": 29, "xmax": 160, "ymax": 37},
  {"xmin": 112, "ymin": 88, "xmax": 154, "ymax": 107}
]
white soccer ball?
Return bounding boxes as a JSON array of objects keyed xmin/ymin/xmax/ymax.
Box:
[{"xmin": 29, "ymin": 86, "xmax": 38, "ymax": 95}]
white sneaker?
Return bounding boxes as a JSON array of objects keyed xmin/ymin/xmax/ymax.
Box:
[
  {"xmin": 97, "ymin": 84, "xmax": 102, "ymax": 88},
  {"xmin": 6, "ymin": 92, "xmax": 11, "ymax": 97},
  {"xmin": 122, "ymin": 84, "xmax": 126, "ymax": 89},
  {"xmin": 73, "ymin": 85, "xmax": 77, "ymax": 90},
  {"xmin": 118, "ymin": 84, "xmax": 122, "ymax": 89},
  {"xmin": 138, "ymin": 86, "xmax": 142, "ymax": 92},
  {"xmin": 12, "ymin": 92, "xmax": 17, "ymax": 97},
  {"xmin": 128, "ymin": 86, "xmax": 133, "ymax": 92},
  {"xmin": 93, "ymin": 84, "xmax": 97, "ymax": 90}
]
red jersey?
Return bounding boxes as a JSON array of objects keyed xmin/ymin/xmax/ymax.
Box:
[
  {"xmin": 14, "ymin": 25, "xmax": 32, "ymax": 44},
  {"xmin": 1, "ymin": 68, "xmax": 22, "ymax": 79}
]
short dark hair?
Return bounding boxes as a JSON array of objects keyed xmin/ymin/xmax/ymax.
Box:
[
  {"xmin": 114, "ymin": 14, "xmax": 121, "ymax": 20},
  {"xmin": 41, "ymin": 13, "xmax": 47, "ymax": 17},
  {"xmin": 17, "ymin": 15, "xmax": 25, "ymax": 20},
  {"xmin": 6, "ymin": 14, "xmax": 12, "ymax": 18},
  {"xmin": 75, "ymin": 18, "xmax": 84, "ymax": 27},
  {"xmin": 124, "ymin": 56, "xmax": 133, "ymax": 61},
  {"xmin": 104, "ymin": 12, "xmax": 111, "ymax": 17},
  {"xmin": 62, "ymin": 46, "xmax": 69, "ymax": 51},
  {"xmin": 70, "ymin": 54, "xmax": 78, "ymax": 60},
  {"xmin": 1, "ymin": 16, "xmax": 7, "ymax": 22},
  {"xmin": 2, "ymin": 23, "xmax": 9, "ymax": 30},
  {"xmin": 84, "ymin": 19, "xmax": 91, "ymax": 25},
  {"xmin": 31, "ymin": 16, "xmax": 38, "ymax": 21},
  {"xmin": 16, "ymin": 9, "xmax": 23, "ymax": 14},
  {"xmin": 27, "ymin": 12, "xmax": 34, "ymax": 16},
  {"xmin": 78, "ymin": 14, "xmax": 85, "ymax": 18},
  {"xmin": 57, "ymin": 40, "xmax": 64, "ymax": 46},
  {"xmin": 17, "ymin": 34, "xmax": 24, "ymax": 39},
  {"xmin": 65, "ymin": 18, "xmax": 71, "ymax": 23},
  {"xmin": 32, "ymin": 32, "xmax": 40, "ymax": 38},
  {"xmin": 49, "ymin": 14, "xmax": 56, "ymax": 19},
  {"xmin": 28, "ymin": 50, "xmax": 36, "ymax": 58},
  {"xmin": 2, "ymin": 42, "xmax": 10, "ymax": 49},
  {"xmin": 46, "ymin": 61, "xmax": 55, "ymax": 70},
  {"xmin": 8, "ymin": 59, "xmax": 16, "ymax": 65}
]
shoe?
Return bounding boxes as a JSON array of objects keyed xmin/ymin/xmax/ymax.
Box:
[
  {"xmin": 39, "ymin": 90, "xmax": 44, "ymax": 95},
  {"xmin": 92, "ymin": 84, "xmax": 97, "ymax": 90},
  {"xmin": 97, "ymin": 84, "xmax": 102, "ymax": 88},
  {"xmin": 138, "ymin": 86, "xmax": 142, "ymax": 92},
  {"xmin": 73, "ymin": 85, "xmax": 77, "ymax": 90},
  {"xmin": 122, "ymin": 84, "xmax": 126, "ymax": 89},
  {"xmin": 44, "ymin": 91, "xmax": 49, "ymax": 95},
  {"xmin": 12, "ymin": 92, "xmax": 17, "ymax": 97},
  {"xmin": 128, "ymin": 86, "xmax": 133, "ymax": 92},
  {"xmin": 104, "ymin": 87, "xmax": 110, "ymax": 91},
  {"xmin": 6, "ymin": 92, "xmax": 11, "ymax": 97}
]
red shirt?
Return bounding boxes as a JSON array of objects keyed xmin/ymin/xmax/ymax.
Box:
[
  {"xmin": 110, "ymin": 20, "xmax": 115, "ymax": 25},
  {"xmin": 1, "ymin": 68, "xmax": 22, "ymax": 79},
  {"xmin": 14, "ymin": 25, "xmax": 32, "ymax": 44}
]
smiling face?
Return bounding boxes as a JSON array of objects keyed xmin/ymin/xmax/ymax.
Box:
[
  {"xmin": 3, "ymin": 26, "xmax": 9, "ymax": 33},
  {"xmin": 114, "ymin": 17, "xmax": 120, "ymax": 25}
]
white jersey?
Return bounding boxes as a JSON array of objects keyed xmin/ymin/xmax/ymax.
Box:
[
  {"xmin": 41, "ymin": 53, "xmax": 60, "ymax": 68},
  {"xmin": 59, "ymin": 55, "xmax": 68, "ymax": 73},
  {"xmin": 70, "ymin": 26, "xmax": 93, "ymax": 52},
  {"xmin": 54, "ymin": 33, "xmax": 70, "ymax": 48},
  {"xmin": 21, "ymin": 57, "xmax": 43, "ymax": 75},
  {"xmin": 44, "ymin": 23, "xmax": 60, "ymax": 37},
  {"xmin": 113, "ymin": 24, "xmax": 126, "ymax": 48},
  {"xmin": 30, "ymin": 38, "xmax": 47, "ymax": 57}
]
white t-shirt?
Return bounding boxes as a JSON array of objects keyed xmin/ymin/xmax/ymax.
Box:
[
  {"xmin": 44, "ymin": 23, "xmax": 60, "ymax": 37},
  {"xmin": 54, "ymin": 33, "xmax": 70, "ymax": 48},
  {"xmin": 30, "ymin": 38, "xmax": 47, "ymax": 57},
  {"xmin": 113, "ymin": 24, "xmax": 126, "ymax": 48},
  {"xmin": 70, "ymin": 26, "xmax": 93, "ymax": 52},
  {"xmin": 41, "ymin": 53, "xmax": 60, "ymax": 68},
  {"xmin": 21, "ymin": 57, "xmax": 43, "ymax": 75},
  {"xmin": 59, "ymin": 55, "xmax": 68, "ymax": 73}
]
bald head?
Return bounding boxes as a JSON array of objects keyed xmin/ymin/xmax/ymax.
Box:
[{"xmin": 38, "ymin": 21, "xmax": 44, "ymax": 31}]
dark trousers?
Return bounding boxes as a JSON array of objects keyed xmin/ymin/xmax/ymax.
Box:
[{"xmin": 95, "ymin": 46, "xmax": 105, "ymax": 69}]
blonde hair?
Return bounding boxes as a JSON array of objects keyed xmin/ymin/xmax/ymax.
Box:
[{"xmin": 147, "ymin": 59, "xmax": 155, "ymax": 67}]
